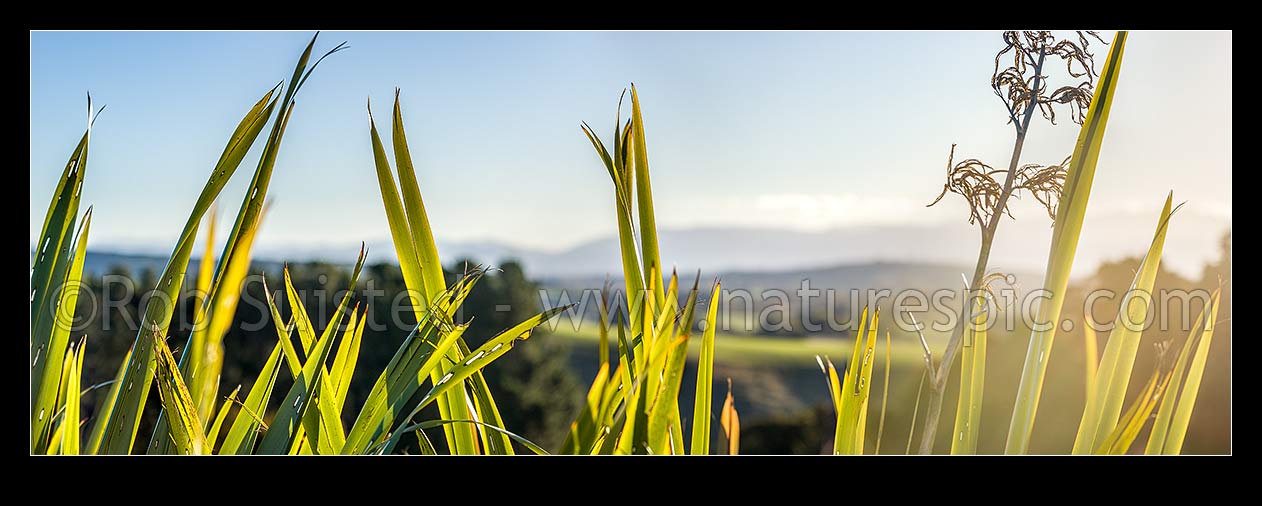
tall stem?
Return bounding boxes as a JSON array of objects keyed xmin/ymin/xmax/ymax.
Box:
[{"xmin": 916, "ymin": 45, "xmax": 1046, "ymax": 454}]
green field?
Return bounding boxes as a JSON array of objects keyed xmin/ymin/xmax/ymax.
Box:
[{"xmin": 546, "ymin": 324, "xmax": 932, "ymax": 368}]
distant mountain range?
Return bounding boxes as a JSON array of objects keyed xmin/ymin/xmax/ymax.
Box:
[
  {"xmin": 59, "ymin": 251, "xmax": 285, "ymax": 281},
  {"xmin": 271, "ymin": 215, "xmax": 1227, "ymax": 281},
  {"xmin": 61, "ymin": 213, "xmax": 1228, "ymax": 284},
  {"xmin": 67, "ymin": 250, "xmax": 1033, "ymax": 306},
  {"xmin": 545, "ymin": 260, "xmax": 1041, "ymax": 295}
]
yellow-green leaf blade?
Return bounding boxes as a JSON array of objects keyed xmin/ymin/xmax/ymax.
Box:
[
  {"xmin": 152, "ymin": 331, "xmax": 207, "ymax": 455},
  {"xmin": 32, "ymin": 208, "xmax": 91, "ymax": 452},
  {"xmin": 1073, "ymin": 194, "xmax": 1174, "ymax": 453},
  {"xmin": 689, "ymin": 280, "xmax": 721, "ymax": 455},
  {"xmin": 1005, "ymin": 31, "xmax": 1129, "ymax": 454},
  {"xmin": 98, "ymin": 87, "xmax": 278, "ymax": 454},
  {"xmin": 1163, "ymin": 290, "xmax": 1222, "ymax": 454}
]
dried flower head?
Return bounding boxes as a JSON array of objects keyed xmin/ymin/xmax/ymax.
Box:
[
  {"xmin": 993, "ymin": 31, "xmax": 1106, "ymax": 131},
  {"xmin": 927, "ymin": 144, "xmax": 1009, "ymax": 226},
  {"xmin": 1013, "ymin": 156, "xmax": 1071, "ymax": 221},
  {"xmin": 929, "ymin": 145, "xmax": 1072, "ymax": 226}
]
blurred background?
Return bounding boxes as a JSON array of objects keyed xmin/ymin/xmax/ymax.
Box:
[{"xmin": 31, "ymin": 30, "xmax": 1231, "ymax": 453}]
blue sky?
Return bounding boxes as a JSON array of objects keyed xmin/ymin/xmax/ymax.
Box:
[{"xmin": 30, "ymin": 31, "xmax": 1231, "ymax": 276}]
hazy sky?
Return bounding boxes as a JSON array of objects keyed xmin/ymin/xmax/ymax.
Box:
[{"xmin": 30, "ymin": 31, "xmax": 1231, "ymax": 276}]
